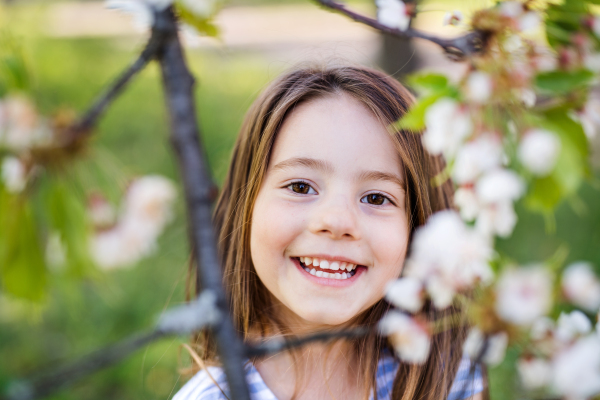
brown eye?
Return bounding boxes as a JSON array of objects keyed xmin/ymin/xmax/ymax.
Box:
[
  {"xmin": 289, "ymin": 182, "xmax": 314, "ymax": 194},
  {"xmin": 361, "ymin": 193, "xmax": 388, "ymax": 205}
]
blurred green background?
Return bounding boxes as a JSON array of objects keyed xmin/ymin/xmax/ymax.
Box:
[{"xmin": 0, "ymin": 1, "xmax": 599, "ymax": 399}]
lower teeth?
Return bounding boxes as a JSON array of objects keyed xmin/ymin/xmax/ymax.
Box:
[{"xmin": 302, "ymin": 264, "xmax": 356, "ymax": 279}]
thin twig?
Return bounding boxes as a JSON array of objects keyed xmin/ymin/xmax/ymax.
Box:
[
  {"xmin": 245, "ymin": 327, "xmax": 372, "ymax": 358},
  {"xmin": 315, "ymin": 0, "xmax": 485, "ymax": 59},
  {"xmin": 69, "ymin": 30, "xmax": 165, "ymax": 137},
  {"xmin": 154, "ymin": 7, "xmax": 251, "ymax": 400},
  {"xmin": 1, "ymin": 291, "xmax": 219, "ymax": 400}
]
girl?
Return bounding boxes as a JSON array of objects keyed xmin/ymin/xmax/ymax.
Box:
[{"xmin": 173, "ymin": 65, "xmax": 485, "ymax": 400}]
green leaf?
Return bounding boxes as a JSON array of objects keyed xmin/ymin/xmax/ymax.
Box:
[
  {"xmin": 525, "ymin": 175, "xmax": 563, "ymax": 212},
  {"xmin": 535, "ymin": 70, "xmax": 594, "ymax": 94},
  {"xmin": 176, "ymin": 4, "xmax": 220, "ymax": 37},
  {"xmin": 0, "ymin": 189, "xmax": 47, "ymax": 301},
  {"xmin": 42, "ymin": 179, "xmax": 93, "ymax": 277},
  {"xmin": 407, "ymin": 73, "xmax": 448, "ymax": 95}
]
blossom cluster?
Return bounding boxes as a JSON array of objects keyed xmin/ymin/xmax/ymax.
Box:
[
  {"xmin": 89, "ymin": 175, "xmax": 177, "ymax": 270},
  {"xmin": 377, "ymin": 1, "xmax": 600, "ymax": 397}
]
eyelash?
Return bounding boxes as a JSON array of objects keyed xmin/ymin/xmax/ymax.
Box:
[{"xmin": 285, "ymin": 181, "xmax": 395, "ymax": 206}]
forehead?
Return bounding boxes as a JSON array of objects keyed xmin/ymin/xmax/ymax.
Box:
[{"xmin": 269, "ymin": 93, "xmax": 403, "ymax": 176}]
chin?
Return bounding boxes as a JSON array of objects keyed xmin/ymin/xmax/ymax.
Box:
[{"xmin": 294, "ymin": 307, "xmax": 354, "ymax": 327}]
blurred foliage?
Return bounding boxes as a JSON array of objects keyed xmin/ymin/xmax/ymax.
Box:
[{"xmin": 0, "ymin": 1, "xmax": 599, "ymax": 400}]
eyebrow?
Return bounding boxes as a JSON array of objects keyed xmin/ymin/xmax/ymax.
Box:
[
  {"xmin": 271, "ymin": 156, "xmax": 404, "ymax": 189},
  {"xmin": 271, "ymin": 157, "xmax": 334, "ymax": 174},
  {"xmin": 358, "ymin": 170, "xmax": 404, "ymax": 189}
]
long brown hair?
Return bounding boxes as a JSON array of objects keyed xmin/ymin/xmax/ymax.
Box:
[{"xmin": 191, "ymin": 65, "xmax": 473, "ymax": 399}]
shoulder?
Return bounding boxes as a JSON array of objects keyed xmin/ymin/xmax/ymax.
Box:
[
  {"xmin": 447, "ymin": 356, "xmax": 485, "ymax": 400},
  {"xmin": 172, "ymin": 362, "xmax": 278, "ymax": 400},
  {"xmin": 374, "ymin": 353, "xmax": 484, "ymax": 400},
  {"xmin": 172, "ymin": 366, "xmax": 230, "ymax": 400}
]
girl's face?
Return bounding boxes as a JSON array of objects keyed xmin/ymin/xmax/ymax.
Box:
[{"xmin": 250, "ymin": 93, "xmax": 409, "ymax": 328}]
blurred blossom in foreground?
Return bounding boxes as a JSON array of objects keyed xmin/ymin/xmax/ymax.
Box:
[
  {"xmin": 376, "ymin": 0, "xmax": 410, "ymax": 31},
  {"xmin": 552, "ymin": 335, "xmax": 600, "ymax": 399},
  {"xmin": 403, "ymin": 210, "xmax": 493, "ymax": 309},
  {"xmin": 555, "ymin": 310, "xmax": 592, "ymax": 343},
  {"xmin": 422, "ymin": 98, "xmax": 472, "ymax": 159},
  {"xmin": 517, "ymin": 129, "xmax": 561, "ymax": 176},
  {"xmin": 90, "ymin": 175, "xmax": 177, "ymax": 270},
  {"xmin": 385, "ymin": 277, "xmax": 423, "ymax": 313},
  {"xmin": 517, "ymin": 357, "xmax": 552, "ymax": 390},
  {"xmin": 465, "ymin": 72, "xmax": 493, "ymax": 104},
  {"xmin": 1, "ymin": 156, "xmax": 27, "ymax": 193},
  {"xmin": 0, "ymin": 95, "xmax": 51, "ymax": 152},
  {"xmin": 464, "ymin": 328, "xmax": 508, "ymax": 366},
  {"xmin": 562, "ymin": 262, "xmax": 600, "ymax": 312},
  {"xmin": 495, "ymin": 266, "xmax": 552, "ymax": 325},
  {"xmin": 379, "ymin": 311, "xmax": 430, "ymax": 364}
]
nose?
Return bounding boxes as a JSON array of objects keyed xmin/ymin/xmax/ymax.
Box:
[{"xmin": 308, "ymin": 194, "xmax": 361, "ymax": 240}]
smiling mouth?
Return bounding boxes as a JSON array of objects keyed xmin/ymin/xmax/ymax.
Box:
[{"xmin": 295, "ymin": 256, "xmax": 361, "ymax": 280}]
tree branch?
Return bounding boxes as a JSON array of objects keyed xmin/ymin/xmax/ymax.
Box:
[
  {"xmin": 1, "ymin": 290, "xmax": 220, "ymax": 400},
  {"xmin": 314, "ymin": 0, "xmax": 485, "ymax": 60},
  {"xmin": 2, "ymin": 330, "xmax": 166, "ymax": 400},
  {"xmin": 245, "ymin": 327, "xmax": 372, "ymax": 358},
  {"xmin": 153, "ymin": 7, "xmax": 251, "ymax": 400}
]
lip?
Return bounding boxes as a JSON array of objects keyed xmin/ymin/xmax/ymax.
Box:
[{"xmin": 292, "ymin": 257, "xmax": 366, "ymax": 287}]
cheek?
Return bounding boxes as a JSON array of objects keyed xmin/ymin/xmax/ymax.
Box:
[
  {"xmin": 367, "ymin": 215, "xmax": 409, "ymax": 282},
  {"xmin": 250, "ymin": 193, "xmax": 304, "ymax": 270}
]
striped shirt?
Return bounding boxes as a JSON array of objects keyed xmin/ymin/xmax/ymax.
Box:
[{"xmin": 173, "ymin": 355, "xmax": 484, "ymax": 400}]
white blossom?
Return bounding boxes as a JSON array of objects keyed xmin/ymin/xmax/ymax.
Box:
[
  {"xmin": 475, "ymin": 200, "xmax": 518, "ymax": 238},
  {"xmin": 555, "ymin": 310, "xmax": 592, "ymax": 343},
  {"xmin": 385, "ymin": 277, "xmax": 424, "ymax": 313},
  {"xmin": 1, "ymin": 157, "xmax": 27, "ymax": 193},
  {"xmin": 452, "ymin": 134, "xmax": 503, "ymax": 184},
  {"xmin": 464, "ymin": 328, "xmax": 508, "ymax": 366},
  {"xmin": 562, "ymin": 262, "xmax": 600, "ymax": 312},
  {"xmin": 122, "ymin": 175, "xmax": 177, "ymax": 233},
  {"xmin": 443, "ymin": 10, "xmax": 463, "ymax": 26},
  {"xmin": 499, "ymin": 1, "xmax": 523, "ymax": 18},
  {"xmin": 465, "ymin": 72, "xmax": 493, "ymax": 104},
  {"xmin": 593, "ymin": 16, "xmax": 600, "ymax": 38},
  {"xmin": 518, "ymin": 129, "xmax": 561, "ymax": 176},
  {"xmin": 157, "ymin": 290, "xmax": 220, "ymax": 334},
  {"xmin": 379, "ymin": 311, "xmax": 431, "ymax": 364},
  {"xmin": 530, "ymin": 317, "xmax": 555, "ymax": 341},
  {"xmin": 475, "ymin": 168, "xmax": 525, "ymax": 204},
  {"xmin": 518, "ymin": 88, "xmax": 536, "ymax": 108},
  {"xmin": 552, "ymin": 335, "xmax": 600, "ymax": 399},
  {"xmin": 376, "ymin": 0, "xmax": 410, "ymax": 31},
  {"xmin": 88, "ymin": 194, "xmax": 116, "ymax": 228},
  {"xmin": 422, "ymin": 98, "xmax": 472, "ymax": 159},
  {"xmin": 584, "ymin": 52, "xmax": 600, "ymax": 73},
  {"xmin": 579, "ymin": 98, "xmax": 600, "ymax": 140},
  {"xmin": 517, "ymin": 357, "xmax": 552, "ymax": 390},
  {"xmin": 518, "ymin": 11, "xmax": 541, "ymax": 32},
  {"xmin": 495, "ymin": 266, "xmax": 552, "ymax": 325},
  {"xmin": 89, "ymin": 175, "xmax": 177, "ymax": 270},
  {"xmin": 454, "ymin": 187, "xmax": 480, "ymax": 221},
  {"xmin": 403, "ymin": 210, "xmax": 493, "ymax": 309},
  {"xmin": 0, "ymin": 95, "xmax": 51, "ymax": 151}
]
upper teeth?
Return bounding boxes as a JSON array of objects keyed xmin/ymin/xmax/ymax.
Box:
[{"xmin": 299, "ymin": 257, "xmax": 357, "ymax": 271}]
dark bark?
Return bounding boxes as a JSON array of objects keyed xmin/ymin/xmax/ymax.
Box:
[{"xmin": 153, "ymin": 7, "xmax": 251, "ymax": 400}]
